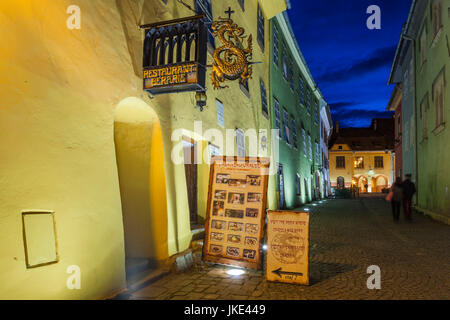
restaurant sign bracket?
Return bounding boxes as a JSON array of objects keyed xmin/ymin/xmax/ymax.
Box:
[
  {"xmin": 141, "ymin": 15, "xmax": 207, "ymax": 95},
  {"xmin": 211, "ymin": 8, "xmax": 254, "ymax": 89}
]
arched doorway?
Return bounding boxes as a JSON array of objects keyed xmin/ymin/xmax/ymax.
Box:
[
  {"xmin": 315, "ymin": 172, "xmax": 321, "ymax": 199},
  {"xmin": 337, "ymin": 176, "xmax": 345, "ymax": 189},
  {"xmin": 114, "ymin": 97, "xmax": 168, "ymax": 282},
  {"xmin": 357, "ymin": 175, "xmax": 368, "ymax": 193},
  {"xmin": 374, "ymin": 175, "xmax": 388, "ymax": 192}
]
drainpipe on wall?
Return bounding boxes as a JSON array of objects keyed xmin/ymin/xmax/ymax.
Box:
[{"xmin": 402, "ymin": 33, "xmax": 418, "ymax": 206}]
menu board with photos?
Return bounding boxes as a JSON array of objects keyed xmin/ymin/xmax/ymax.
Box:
[{"xmin": 203, "ymin": 156, "xmax": 270, "ymax": 269}]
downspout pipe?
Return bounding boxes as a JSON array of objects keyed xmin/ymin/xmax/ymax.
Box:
[{"xmin": 401, "ymin": 33, "xmax": 418, "ymax": 206}]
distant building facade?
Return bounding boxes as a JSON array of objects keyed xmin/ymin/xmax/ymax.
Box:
[
  {"xmin": 269, "ymin": 12, "xmax": 325, "ymax": 208},
  {"xmin": 387, "ymin": 84, "xmax": 403, "ymax": 178},
  {"xmin": 329, "ymin": 119, "xmax": 395, "ymax": 193},
  {"xmin": 389, "ymin": 0, "xmax": 450, "ymax": 222},
  {"xmin": 320, "ymin": 103, "xmax": 333, "ymax": 197}
]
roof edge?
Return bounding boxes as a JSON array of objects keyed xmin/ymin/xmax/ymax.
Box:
[{"xmin": 388, "ymin": 0, "xmax": 417, "ymax": 85}]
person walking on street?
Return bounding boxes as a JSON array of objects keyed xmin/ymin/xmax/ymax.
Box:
[
  {"xmin": 390, "ymin": 177, "xmax": 403, "ymax": 222},
  {"xmin": 402, "ymin": 174, "xmax": 416, "ymax": 221}
]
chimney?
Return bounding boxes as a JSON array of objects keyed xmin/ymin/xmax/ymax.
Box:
[
  {"xmin": 335, "ymin": 121, "xmax": 339, "ymax": 133},
  {"xmin": 373, "ymin": 119, "xmax": 377, "ymax": 131}
]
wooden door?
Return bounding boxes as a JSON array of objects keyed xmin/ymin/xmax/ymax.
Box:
[{"xmin": 183, "ymin": 139, "xmax": 198, "ymax": 226}]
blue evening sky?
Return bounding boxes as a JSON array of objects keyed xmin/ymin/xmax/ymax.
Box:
[{"xmin": 287, "ymin": 0, "xmax": 412, "ymax": 127}]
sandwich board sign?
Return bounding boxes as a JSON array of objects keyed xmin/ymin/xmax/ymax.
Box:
[
  {"xmin": 203, "ymin": 156, "xmax": 270, "ymax": 270},
  {"xmin": 266, "ymin": 210, "xmax": 310, "ymax": 285}
]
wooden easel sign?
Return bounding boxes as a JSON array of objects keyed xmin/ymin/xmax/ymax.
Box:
[
  {"xmin": 266, "ymin": 210, "xmax": 310, "ymax": 285},
  {"xmin": 203, "ymin": 156, "xmax": 270, "ymax": 270}
]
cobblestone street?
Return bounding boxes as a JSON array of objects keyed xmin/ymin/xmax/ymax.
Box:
[{"xmin": 125, "ymin": 198, "xmax": 450, "ymax": 300}]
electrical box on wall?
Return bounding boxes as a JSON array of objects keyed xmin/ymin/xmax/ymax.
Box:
[{"xmin": 22, "ymin": 211, "xmax": 58, "ymax": 268}]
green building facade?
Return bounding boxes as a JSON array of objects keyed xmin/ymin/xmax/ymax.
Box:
[
  {"xmin": 269, "ymin": 12, "xmax": 325, "ymax": 209},
  {"xmin": 415, "ymin": 0, "xmax": 450, "ymax": 220}
]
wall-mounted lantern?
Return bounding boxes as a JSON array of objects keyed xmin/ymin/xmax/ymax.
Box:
[{"xmin": 195, "ymin": 91, "xmax": 207, "ymax": 111}]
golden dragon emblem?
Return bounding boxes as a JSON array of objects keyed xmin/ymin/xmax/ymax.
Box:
[{"xmin": 211, "ymin": 17, "xmax": 253, "ymax": 89}]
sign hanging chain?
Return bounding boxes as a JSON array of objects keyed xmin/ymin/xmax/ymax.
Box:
[{"xmin": 177, "ymin": 0, "xmax": 197, "ymax": 15}]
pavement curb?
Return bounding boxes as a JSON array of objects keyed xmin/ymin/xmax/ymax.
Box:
[{"xmin": 415, "ymin": 206, "xmax": 450, "ymax": 225}]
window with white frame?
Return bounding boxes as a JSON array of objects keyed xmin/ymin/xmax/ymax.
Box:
[
  {"xmin": 374, "ymin": 156, "xmax": 384, "ymax": 168},
  {"xmin": 291, "ymin": 115, "xmax": 298, "ymax": 149},
  {"xmin": 420, "ymin": 25, "xmax": 427, "ymax": 66},
  {"xmin": 274, "ymin": 98, "xmax": 282, "ymax": 138},
  {"xmin": 433, "ymin": 68, "xmax": 445, "ymax": 128},
  {"xmin": 336, "ymin": 156, "xmax": 345, "ymax": 168},
  {"xmin": 302, "ymin": 128, "xmax": 307, "ymax": 157},
  {"xmin": 208, "ymin": 143, "xmax": 221, "ymax": 159},
  {"xmin": 216, "ymin": 99, "xmax": 224, "ymax": 127},
  {"xmin": 314, "ymin": 100, "xmax": 319, "ymax": 124},
  {"xmin": 288, "ymin": 58, "xmax": 294, "ymax": 90},
  {"xmin": 299, "ymin": 77, "xmax": 305, "ymax": 106},
  {"xmin": 257, "ymin": 4, "xmax": 264, "ymax": 51},
  {"xmin": 306, "ymin": 89, "xmax": 311, "ymax": 114},
  {"xmin": 420, "ymin": 93, "xmax": 429, "ymax": 139},
  {"xmin": 282, "ymin": 45, "xmax": 288, "ymax": 80},
  {"xmin": 315, "ymin": 142, "xmax": 319, "ymax": 164},
  {"xmin": 432, "ymin": 0, "xmax": 443, "ymax": 38},
  {"xmin": 283, "ymin": 108, "xmax": 290, "ymax": 144},
  {"xmin": 308, "ymin": 134, "xmax": 312, "ymax": 161},
  {"xmin": 354, "ymin": 156, "xmax": 364, "ymax": 169},
  {"xmin": 236, "ymin": 129, "xmax": 245, "ymax": 157},
  {"xmin": 273, "ymin": 24, "xmax": 279, "ymax": 66},
  {"xmin": 260, "ymin": 80, "xmax": 268, "ymax": 118}
]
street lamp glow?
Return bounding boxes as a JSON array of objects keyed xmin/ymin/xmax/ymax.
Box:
[
  {"xmin": 303, "ymin": 208, "xmax": 310, "ymax": 211},
  {"xmin": 226, "ymin": 269, "xmax": 245, "ymax": 276},
  {"xmin": 262, "ymin": 244, "xmax": 268, "ymax": 250}
]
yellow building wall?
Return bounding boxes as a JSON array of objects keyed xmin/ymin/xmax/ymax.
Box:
[
  {"xmin": 329, "ymin": 144, "xmax": 393, "ymax": 191},
  {"xmin": 0, "ymin": 0, "xmax": 284, "ymax": 299}
]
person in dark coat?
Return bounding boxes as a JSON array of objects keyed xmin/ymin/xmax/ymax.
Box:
[
  {"xmin": 402, "ymin": 174, "xmax": 416, "ymax": 221},
  {"xmin": 391, "ymin": 177, "xmax": 403, "ymax": 222}
]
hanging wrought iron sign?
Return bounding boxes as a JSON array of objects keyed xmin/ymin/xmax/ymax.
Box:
[
  {"xmin": 211, "ymin": 8, "xmax": 254, "ymax": 89},
  {"xmin": 142, "ymin": 15, "xmax": 207, "ymax": 95}
]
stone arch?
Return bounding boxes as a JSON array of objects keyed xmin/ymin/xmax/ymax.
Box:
[
  {"xmin": 357, "ymin": 175, "xmax": 368, "ymax": 193},
  {"xmin": 114, "ymin": 97, "xmax": 169, "ymax": 277},
  {"xmin": 374, "ymin": 174, "xmax": 389, "ymax": 192},
  {"xmin": 337, "ymin": 176, "xmax": 345, "ymax": 189}
]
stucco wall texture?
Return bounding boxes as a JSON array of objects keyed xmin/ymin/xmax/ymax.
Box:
[{"xmin": 0, "ymin": 0, "xmax": 287, "ymax": 299}]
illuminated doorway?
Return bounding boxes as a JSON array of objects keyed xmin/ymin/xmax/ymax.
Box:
[
  {"xmin": 114, "ymin": 97, "xmax": 168, "ymax": 284},
  {"xmin": 358, "ymin": 176, "xmax": 368, "ymax": 193},
  {"xmin": 337, "ymin": 176, "xmax": 345, "ymax": 189}
]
